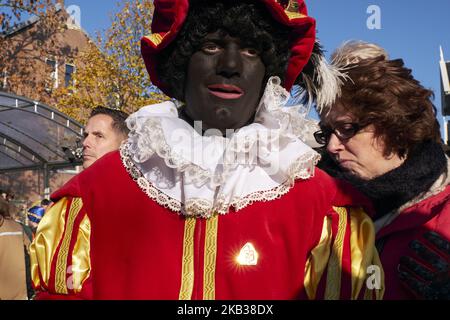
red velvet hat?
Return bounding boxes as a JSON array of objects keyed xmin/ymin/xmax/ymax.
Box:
[{"xmin": 141, "ymin": 0, "xmax": 316, "ymax": 97}]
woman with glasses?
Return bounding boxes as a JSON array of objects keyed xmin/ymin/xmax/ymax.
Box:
[{"xmin": 316, "ymin": 41, "xmax": 450, "ymax": 299}]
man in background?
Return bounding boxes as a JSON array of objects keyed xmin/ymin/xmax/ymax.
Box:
[{"xmin": 82, "ymin": 106, "xmax": 129, "ymax": 169}]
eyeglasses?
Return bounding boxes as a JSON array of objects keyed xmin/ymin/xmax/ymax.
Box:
[{"xmin": 314, "ymin": 122, "xmax": 362, "ymax": 145}]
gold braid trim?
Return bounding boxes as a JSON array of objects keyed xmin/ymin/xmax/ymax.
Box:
[
  {"xmin": 285, "ymin": 11, "xmax": 307, "ymax": 20},
  {"xmin": 178, "ymin": 218, "xmax": 196, "ymax": 300},
  {"xmin": 54, "ymin": 198, "xmax": 83, "ymax": 294},
  {"xmin": 284, "ymin": 0, "xmax": 306, "ymax": 20},
  {"xmin": 203, "ymin": 215, "xmax": 219, "ymax": 300},
  {"xmin": 144, "ymin": 33, "xmax": 164, "ymax": 47}
]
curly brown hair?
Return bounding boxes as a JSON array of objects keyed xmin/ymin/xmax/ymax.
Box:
[{"xmin": 335, "ymin": 55, "xmax": 441, "ymax": 158}]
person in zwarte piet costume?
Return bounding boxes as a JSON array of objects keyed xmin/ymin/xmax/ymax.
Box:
[{"xmin": 30, "ymin": 0, "xmax": 384, "ymax": 300}]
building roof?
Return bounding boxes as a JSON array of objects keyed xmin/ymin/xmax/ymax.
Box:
[{"xmin": 0, "ymin": 90, "xmax": 83, "ymax": 172}]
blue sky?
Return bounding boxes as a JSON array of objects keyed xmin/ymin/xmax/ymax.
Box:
[{"xmin": 66, "ymin": 0, "xmax": 450, "ymax": 134}]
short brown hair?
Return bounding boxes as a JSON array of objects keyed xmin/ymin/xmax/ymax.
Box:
[
  {"xmin": 332, "ymin": 56, "xmax": 441, "ymax": 157},
  {"xmin": 90, "ymin": 106, "xmax": 130, "ymax": 137}
]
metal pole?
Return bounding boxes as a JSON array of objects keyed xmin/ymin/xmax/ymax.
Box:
[
  {"xmin": 43, "ymin": 164, "xmax": 50, "ymax": 199},
  {"xmin": 445, "ymin": 117, "xmax": 449, "ymax": 145}
]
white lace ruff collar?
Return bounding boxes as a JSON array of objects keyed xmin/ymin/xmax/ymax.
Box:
[{"xmin": 121, "ymin": 77, "xmax": 321, "ymax": 218}]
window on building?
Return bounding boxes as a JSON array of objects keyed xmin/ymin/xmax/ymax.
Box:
[
  {"xmin": 65, "ymin": 64, "xmax": 75, "ymax": 87},
  {"xmin": 46, "ymin": 58, "xmax": 58, "ymax": 91}
]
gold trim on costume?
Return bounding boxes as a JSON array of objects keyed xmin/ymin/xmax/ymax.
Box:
[
  {"xmin": 203, "ymin": 215, "xmax": 219, "ymax": 300},
  {"xmin": 348, "ymin": 208, "xmax": 385, "ymax": 300},
  {"xmin": 285, "ymin": 11, "xmax": 306, "ymax": 20},
  {"xmin": 304, "ymin": 215, "xmax": 333, "ymax": 300},
  {"xmin": 179, "ymin": 218, "xmax": 196, "ymax": 300},
  {"xmin": 145, "ymin": 33, "xmax": 164, "ymax": 47},
  {"xmin": 30, "ymin": 198, "xmax": 69, "ymax": 288},
  {"xmin": 71, "ymin": 215, "xmax": 91, "ymax": 293},
  {"xmin": 285, "ymin": 1, "xmax": 306, "ymax": 20},
  {"xmin": 54, "ymin": 198, "xmax": 83, "ymax": 294},
  {"xmin": 324, "ymin": 207, "xmax": 347, "ymax": 300},
  {"xmin": 286, "ymin": 0, "xmax": 299, "ymax": 12}
]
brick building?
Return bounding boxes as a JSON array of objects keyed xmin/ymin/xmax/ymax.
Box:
[
  {"xmin": 1, "ymin": 2, "xmax": 91, "ymax": 106},
  {"xmin": 0, "ymin": 1, "xmax": 90, "ymax": 217}
]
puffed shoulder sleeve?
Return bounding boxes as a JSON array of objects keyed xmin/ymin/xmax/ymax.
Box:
[
  {"xmin": 30, "ymin": 197, "xmax": 91, "ymax": 298},
  {"xmin": 304, "ymin": 206, "xmax": 385, "ymax": 300}
]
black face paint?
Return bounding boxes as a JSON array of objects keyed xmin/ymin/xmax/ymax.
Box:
[{"xmin": 183, "ymin": 30, "xmax": 266, "ymax": 135}]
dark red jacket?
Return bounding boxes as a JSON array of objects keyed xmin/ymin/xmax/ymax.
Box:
[{"xmin": 376, "ymin": 185, "xmax": 450, "ymax": 299}]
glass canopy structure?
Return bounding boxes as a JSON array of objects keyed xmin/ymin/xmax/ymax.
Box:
[{"xmin": 0, "ymin": 91, "xmax": 83, "ymax": 186}]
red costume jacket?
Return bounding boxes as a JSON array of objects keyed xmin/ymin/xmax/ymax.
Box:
[
  {"xmin": 30, "ymin": 151, "xmax": 383, "ymax": 300},
  {"xmin": 376, "ymin": 185, "xmax": 450, "ymax": 299}
]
